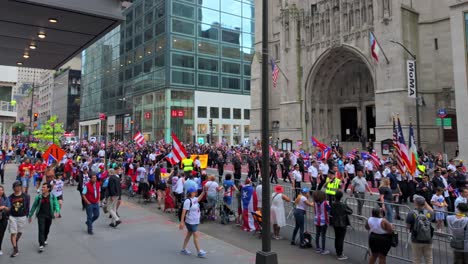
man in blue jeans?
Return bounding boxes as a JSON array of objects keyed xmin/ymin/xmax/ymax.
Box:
[{"xmin": 81, "ymin": 174, "xmax": 100, "ymax": 235}]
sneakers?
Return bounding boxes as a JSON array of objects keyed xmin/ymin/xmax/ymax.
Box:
[
  {"xmin": 44, "ymin": 241, "xmax": 48, "ymax": 246},
  {"xmin": 0, "ymin": 250, "xmax": 3, "ymax": 256},
  {"xmin": 87, "ymin": 230, "xmax": 94, "ymax": 235},
  {"xmin": 39, "ymin": 246, "xmax": 44, "ymax": 252},
  {"xmin": 197, "ymin": 250, "xmax": 207, "ymax": 258},
  {"xmin": 10, "ymin": 247, "xmax": 18, "ymax": 257},
  {"xmin": 337, "ymin": 255, "xmax": 348, "ymax": 260},
  {"xmin": 115, "ymin": 220, "xmax": 122, "ymax": 227},
  {"xmin": 320, "ymin": 250, "xmax": 330, "ymax": 255},
  {"xmin": 315, "ymin": 248, "xmax": 321, "ymax": 253},
  {"xmin": 180, "ymin": 249, "xmax": 192, "ymax": 255},
  {"xmin": 109, "ymin": 223, "xmax": 116, "ymax": 228}
]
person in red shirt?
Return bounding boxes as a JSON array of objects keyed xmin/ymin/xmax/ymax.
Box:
[
  {"xmin": 34, "ymin": 160, "xmax": 46, "ymax": 192},
  {"xmin": 64, "ymin": 158, "xmax": 73, "ymax": 185},
  {"xmin": 18, "ymin": 159, "xmax": 34, "ymax": 193}
]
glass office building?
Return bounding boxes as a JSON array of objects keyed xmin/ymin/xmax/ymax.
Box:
[{"xmin": 80, "ymin": 0, "xmax": 254, "ymax": 142}]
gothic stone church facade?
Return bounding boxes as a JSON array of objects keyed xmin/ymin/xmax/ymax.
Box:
[{"xmin": 250, "ymin": 0, "xmax": 459, "ymax": 155}]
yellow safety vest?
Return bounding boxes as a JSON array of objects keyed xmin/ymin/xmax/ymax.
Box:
[
  {"xmin": 326, "ymin": 178, "xmax": 341, "ymax": 195},
  {"xmin": 182, "ymin": 158, "xmax": 194, "ymax": 172}
]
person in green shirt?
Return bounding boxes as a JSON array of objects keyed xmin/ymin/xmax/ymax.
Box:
[{"xmin": 28, "ymin": 183, "xmax": 60, "ymax": 253}]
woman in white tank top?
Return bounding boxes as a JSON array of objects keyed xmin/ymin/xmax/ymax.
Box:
[{"xmin": 365, "ymin": 208, "xmax": 394, "ymax": 264}]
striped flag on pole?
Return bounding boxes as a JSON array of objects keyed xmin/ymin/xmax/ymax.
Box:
[
  {"xmin": 166, "ymin": 132, "xmax": 188, "ymax": 165},
  {"xmin": 271, "ymin": 58, "xmax": 280, "ymax": 88},
  {"xmin": 133, "ymin": 131, "xmax": 145, "ymax": 147}
]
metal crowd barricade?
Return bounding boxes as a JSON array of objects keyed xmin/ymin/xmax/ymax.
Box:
[{"xmin": 344, "ymin": 196, "xmax": 414, "ymax": 221}]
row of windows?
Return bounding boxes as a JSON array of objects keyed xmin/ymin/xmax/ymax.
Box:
[
  {"xmin": 171, "ymin": 70, "xmax": 250, "ymax": 91},
  {"xmin": 197, "ymin": 106, "xmax": 250, "ymax": 120},
  {"xmin": 171, "ymin": 53, "xmax": 250, "ymax": 74}
]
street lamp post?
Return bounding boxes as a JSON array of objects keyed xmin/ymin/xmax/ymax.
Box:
[
  {"xmin": 256, "ymin": 0, "xmax": 277, "ymax": 263},
  {"xmin": 390, "ymin": 40, "xmax": 421, "ymax": 147},
  {"xmin": 51, "ymin": 122, "xmax": 55, "ymax": 144}
]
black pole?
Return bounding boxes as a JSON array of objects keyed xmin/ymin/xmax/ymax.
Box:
[
  {"xmin": 52, "ymin": 125, "xmax": 55, "ymax": 144},
  {"xmin": 390, "ymin": 40, "xmax": 421, "ymax": 147},
  {"xmin": 414, "ymin": 58, "xmax": 422, "ymax": 148},
  {"xmin": 256, "ymin": 0, "xmax": 277, "ymax": 263}
]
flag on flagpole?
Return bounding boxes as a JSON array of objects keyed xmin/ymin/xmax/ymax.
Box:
[
  {"xmin": 47, "ymin": 154, "xmax": 57, "ymax": 166},
  {"xmin": 311, "ymin": 137, "xmax": 328, "ymax": 150},
  {"xmin": 408, "ymin": 122, "xmax": 419, "ymax": 175},
  {"xmin": 394, "ymin": 117, "xmax": 410, "ymax": 174},
  {"xmin": 271, "ymin": 58, "xmax": 280, "ymax": 88},
  {"xmin": 370, "ymin": 32, "xmax": 381, "ymax": 63},
  {"xmin": 133, "ymin": 131, "xmax": 145, "ymax": 147},
  {"xmin": 167, "ymin": 132, "xmax": 188, "ymax": 165}
]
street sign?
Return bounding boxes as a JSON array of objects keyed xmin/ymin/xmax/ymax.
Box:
[
  {"xmin": 437, "ymin": 108, "xmax": 447, "ymax": 118},
  {"xmin": 436, "ymin": 118, "xmax": 452, "ymax": 129}
]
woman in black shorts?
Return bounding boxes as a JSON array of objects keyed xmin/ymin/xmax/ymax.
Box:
[{"xmin": 365, "ymin": 208, "xmax": 394, "ymax": 264}]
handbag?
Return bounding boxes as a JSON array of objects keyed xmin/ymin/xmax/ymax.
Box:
[{"xmin": 391, "ymin": 231, "xmax": 399, "ymax": 247}]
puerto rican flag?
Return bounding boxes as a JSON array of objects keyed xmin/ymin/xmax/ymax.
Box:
[
  {"xmin": 166, "ymin": 133, "xmax": 188, "ymax": 165},
  {"xmin": 370, "ymin": 32, "xmax": 381, "ymax": 63},
  {"xmin": 47, "ymin": 154, "xmax": 57, "ymax": 166},
  {"xmin": 133, "ymin": 132, "xmax": 145, "ymax": 147},
  {"xmin": 241, "ymin": 184, "xmax": 258, "ymax": 232},
  {"xmin": 311, "ymin": 137, "xmax": 328, "ymax": 150}
]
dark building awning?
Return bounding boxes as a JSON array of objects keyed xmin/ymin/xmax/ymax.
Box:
[{"xmin": 0, "ymin": 0, "xmax": 124, "ymax": 69}]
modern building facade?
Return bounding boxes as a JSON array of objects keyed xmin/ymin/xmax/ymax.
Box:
[
  {"xmin": 52, "ymin": 69, "xmax": 81, "ymax": 134},
  {"xmin": 38, "ymin": 70, "xmax": 54, "ymax": 123},
  {"xmin": 80, "ymin": 0, "xmax": 254, "ymax": 144},
  {"xmin": 251, "ymin": 0, "xmax": 461, "ymax": 155}
]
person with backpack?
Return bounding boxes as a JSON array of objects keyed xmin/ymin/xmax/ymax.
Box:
[
  {"xmin": 405, "ymin": 194, "xmax": 434, "ymax": 264},
  {"xmin": 330, "ymin": 191, "xmax": 353, "ymax": 261},
  {"xmin": 179, "ymin": 187, "xmax": 206, "ymax": 258},
  {"xmin": 447, "ymin": 203, "xmax": 468, "ymax": 263}
]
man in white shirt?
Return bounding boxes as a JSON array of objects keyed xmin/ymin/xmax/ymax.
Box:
[
  {"xmin": 292, "ymin": 164, "xmax": 302, "ymax": 198},
  {"xmin": 308, "ymin": 160, "xmax": 318, "ymax": 190},
  {"xmin": 364, "ymin": 158, "xmax": 375, "ymax": 188},
  {"xmin": 98, "ymin": 148, "xmax": 106, "ymax": 159},
  {"xmin": 455, "ymin": 187, "xmax": 468, "ymax": 210},
  {"xmin": 149, "ymin": 152, "xmax": 157, "ymax": 162},
  {"xmin": 317, "ymin": 160, "xmax": 329, "ymax": 190},
  {"xmin": 447, "ymin": 159, "xmax": 457, "ymax": 173}
]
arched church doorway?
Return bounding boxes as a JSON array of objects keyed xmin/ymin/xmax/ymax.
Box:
[{"xmin": 306, "ymin": 46, "xmax": 375, "ymax": 148}]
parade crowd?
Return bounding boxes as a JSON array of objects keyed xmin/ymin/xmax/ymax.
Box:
[{"xmin": 0, "ymin": 140, "xmax": 466, "ymax": 264}]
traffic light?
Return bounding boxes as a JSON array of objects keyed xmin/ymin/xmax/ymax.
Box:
[{"xmin": 33, "ymin": 112, "xmax": 38, "ymax": 121}]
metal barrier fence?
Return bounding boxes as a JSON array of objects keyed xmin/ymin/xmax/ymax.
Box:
[{"xmin": 279, "ymin": 185, "xmax": 455, "ymax": 263}]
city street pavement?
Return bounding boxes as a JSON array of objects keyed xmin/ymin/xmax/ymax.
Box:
[{"xmin": 0, "ymin": 164, "xmax": 256, "ymax": 264}]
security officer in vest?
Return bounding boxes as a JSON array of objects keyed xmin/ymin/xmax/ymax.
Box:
[
  {"xmin": 182, "ymin": 157, "xmax": 194, "ymax": 178},
  {"xmin": 324, "ymin": 170, "xmax": 341, "ymax": 202}
]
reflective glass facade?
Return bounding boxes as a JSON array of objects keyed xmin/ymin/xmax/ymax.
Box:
[{"xmin": 80, "ymin": 0, "xmax": 254, "ymax": 142}]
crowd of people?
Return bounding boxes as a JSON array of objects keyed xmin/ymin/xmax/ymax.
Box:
[{"xmin": 0, "ymin": 140, "xmax": 465, "ymax": 263}]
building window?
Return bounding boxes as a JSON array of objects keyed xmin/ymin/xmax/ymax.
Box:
[
  {"xmin": 198, "ymin": 57, "xmax": 218, "ymax": 72},
  {"xmin": 222, "ymin": 46, "xmax": 240, "ymax": 59},
  {"xmin": 155, "ymin": 54, "xmax": 165, "ymax": 68},
  {"xmin": 210, "ymin": 107, "xmax": 219, "ymax": 118},
  {"xmin": 155, "ymin": 20, "xmax": 165, "ymax": 36},
  {"xmin": 222, "ymin": 30, "xmax": 240, "ymax": 45},
  {"xmin": 198, "ymin": 106, "xmax": 207, "ymax": 118},
  {"xmin": 172, "ymin": 70, "xmax": 194, "ymax": 85},
  {"xmin": 244, "ymin": 109, "xmax": 250, "ymax": 120},
  {"xmin": 198, "ymin": 74, "xmax": 218, "ymax": 88},
  {"xmin": 222, "ymin": 108, "xmax": 231, "ymax": 119},
  {"xmin": 172, "ymin": 53, "xmax": 194, "ymax": 68},
  {"xmin": 172, "ymin": 2, "xmax": 194, "ymax": 19},
  {"xmin": 222, "ymin": 77, "xmax": 240, "ymax": 89},
  {"xmin": 244, "ymin": 64, "xmax": 251, "ymax": 76},
  {"xmin": 233, "ymin": 108, "xmax": 241, "ymax": 119},
  {"xmin": 198, "ymin": 41, "xmax": 218, "ymax": 56},
  {"xmin": 172, "ymin": 36, "xmax": 194, "ymax": 52},
  {"xmin": 222, "ymin": 61, "xmax": 240, "ymax": 74},
  {"xmin": 244, "ymin": 79, "xmax": 251, "ymax": 91},
  {"xmin": 145, "ymin": 10, "xmax": 153, "ymax": 26},
  {"xmin": 172, "ymin": 19, "xmax": 194, "ymax": 36},
  {"xmin": 199, "ymin": 25, "xmax": 218, "ymax": 40},
  {"xmin": 144, "ymin": 28, "xmax": 153, "ymax": 42},
  {"xmin": 143, "ymin": 60, "xmax": 153, "ymax": 73}
]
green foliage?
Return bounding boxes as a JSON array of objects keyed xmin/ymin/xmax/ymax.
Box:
[
  {"xmin": 32, "ymin": 116, "xmax": 64, "ymax": 151},
  {"xmin": 12, "ymin": 123, "xmax": 26, "ymax": 135}
]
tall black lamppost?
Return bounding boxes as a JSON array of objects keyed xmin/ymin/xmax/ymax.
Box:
[{"xmin": 256, "ymin": 0, "xmax": 278, "ymax": 263}]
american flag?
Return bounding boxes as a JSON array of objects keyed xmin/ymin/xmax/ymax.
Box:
[
  {"xmin": 346, "ymin": 152, "xmax": 356, "ymax": 160},
  {"xmin": 271, "ymin": 58, "xmax": 280, "ymax": 88},
  {"xmin": 133, "ymin": 131, "xmax": 145, "ymax": 147},
  {"xmin": 166, "ymin": 132, "xmax": 188, "ymax": 165},
  {"xmin": 393, "ymin": 117, "xmax": 410, "ymax": 174}
]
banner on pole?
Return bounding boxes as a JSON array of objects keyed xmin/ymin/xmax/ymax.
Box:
[{"xmin": 407, "ymin": 60, "xmax": 416, "ymax": 98}]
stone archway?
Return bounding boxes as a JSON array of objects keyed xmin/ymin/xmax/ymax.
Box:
[{"xmin": 305, "ymin": 45, "xmax": 375, "ymax": 147}]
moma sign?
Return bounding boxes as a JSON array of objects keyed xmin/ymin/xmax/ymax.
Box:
[{"xmin": 407, "ymin": 60, "xmax": 416, "ymax": 98}]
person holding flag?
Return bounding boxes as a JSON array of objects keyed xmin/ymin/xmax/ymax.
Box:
[{"xmin": 241, "ymin": 178, "xmax": 258, "ymax": 232}]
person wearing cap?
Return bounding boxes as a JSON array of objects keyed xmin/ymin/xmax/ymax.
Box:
[
  {"xmin": 8, "ymin": 181, "xmax": 30, "ymax": 257},
  {"xmin": 271, "ymin": 185, "xmax": 291, "ymax": 240},
  {"xmin": 324, "ymin": 169, "xmax": 341, "ymax": 202},
  {"xmin": 405, "ymin": 194, "xmax": 434, "ymax": 264},
  {"xmin": 291, "ymin": 187, "xmax": 314, "ymax": 248},
  {"xmin": 292, "ymin": 164, "xmax": 302, "ymax": 198},
  {"xmin": 179, "ymin": 186, "xmax": 207, "ymax": 258},
  {"xmin": 416, "ymin": 175, "xmax": 434, "ymax": 205}
]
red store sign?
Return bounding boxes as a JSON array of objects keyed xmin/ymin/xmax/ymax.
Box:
[
  {"xmin": 144, "ymin": 112, "xmax": 151, "ymax": 119},
  {"xmin": 171, "ymin": 110, "xmax": 185, "ymax": 118}
]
